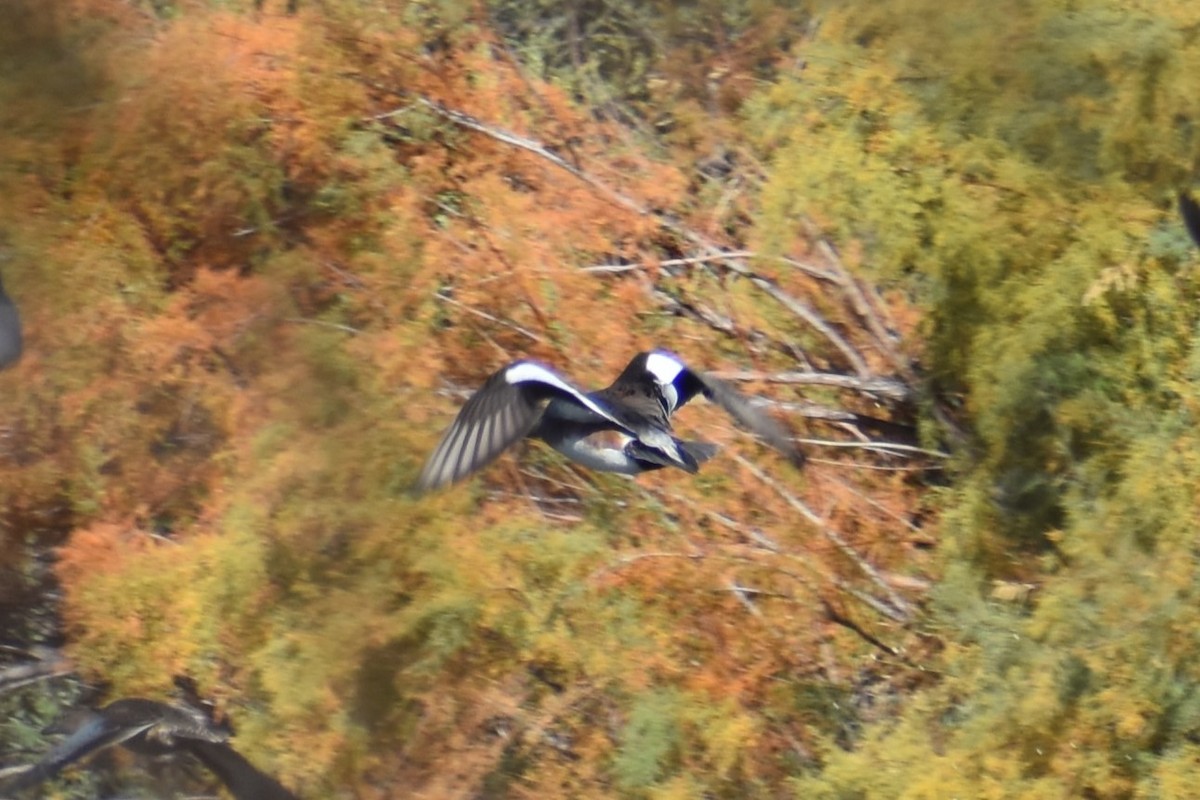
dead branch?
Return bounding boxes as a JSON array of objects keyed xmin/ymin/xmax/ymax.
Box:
[
  {"xmin": 582, "ymin": 251, "xmax": 840, "ymax": 283},
  {"xmin": 434, "ymin": 291, "xmax": 545, "ymax": 344},
  {"xmin": 800, "ymin": 218, "xmax": 910, "ymax": 378},
  {"xmin": 729, "ymin": 453, "xmax": 913, "ymax": 621},
  {"xmin": 711, "ymin": 369, "xmax": 911, "ymax": 402},
  {"xmin": 725, "ymin": 580, "xmax": 765, "ymax": 617},
  {"xmin": 415, "ymin": 97, "xmax": 656, "ymax": 223},
  {"xmin": 581, "ymin": 251, "xmax": 757, "ymax": 274},
  {"xmin": 282, "ymin": 317, "xmax": 362, "ymax": 336},
  {"xmin": 407, "ymin": 97, "xmax": 884, "ymax": 377},
  {"xmin": 586, "ymin": 550, "xmax": 705, "ymax": 583},
  {"xmin": 755, "ymin": 282, "xmax": 868, "ymax": 377},
  {"xmin": 795, "ymin": 438, "xmax": 948, "ymax": 460},
  {"xmin": 819, "ymin": 597, "xmax": 899, "ymax": 656},
  {"xmin": 0, "ymin": 648, "xmax": 73, "ymax": 695}
]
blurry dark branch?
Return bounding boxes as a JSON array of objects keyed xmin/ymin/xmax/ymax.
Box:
[
  {"xmin": 819, "ymin": 597, "xmax": 900, "ymax": 656},
  {"xmin": 700, "ymin": 503, "xmax": 911, "ymax": 623},
  {"xmin": 650, "ymin": 287, "xmax": 738, "ymax": 335},
  {"xmin": 757, "ymin": 277, "xmax": 869, "ymax": 376},
  {"xmin": 753, "ymin": 396, "xmax": 909, "ymax": 431}
]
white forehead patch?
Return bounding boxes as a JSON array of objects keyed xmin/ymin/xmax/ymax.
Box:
[{"xmin": 645, "ymin": 351, "xmax": 685, "ymax": 385}]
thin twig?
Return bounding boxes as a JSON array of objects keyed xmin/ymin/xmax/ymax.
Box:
[
  {"xmin": 415, "ymin": 97, "xmax": 655, "ymax": 222},
  {"xmin": 711, "ymin": 370, "xmax": 911, "ymax": 402},
  {"xmin": 744, "ymin": 272, "xmax": 871, "ymax": 377},
  {"xmin": 0, "ymin": 650, "xmax": 73, "ymax": 695},
  {"xmin": 729, "ymin": 453, "xmax": 913, "ymax": 621},
  {"xmin": 726, "ymin": 581, "xmax": 765, "ymax": 617},
  {"xmin": 410, "ymin": 96, "xmax": 881, "ymax": 375},
  {"xmin": 797, "ymin": 217, "xmax": 909, "ymax": 377},
  {"xmin": 820, "ymin": 597, "xmax": 899, "ymax": 656},
  {"xmin": 433, "ymin": 291, "xmax": 545, "ymax": 344},
  {"xmin": 794, "ymin": 438, "xmax": 949, "ymax": 459},
  {"xmin": 283, "ymin": 317, "xmax": 362, "ymax": 336},
  {"xmin": 587, "ymin": 551, "xmax": 705, "ymax": 583},
  {"xmin": 581, "ymin": 251, "xmax": 753, "ymax": 274}
]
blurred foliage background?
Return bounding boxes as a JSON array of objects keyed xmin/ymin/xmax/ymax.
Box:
[{"xmin": 2, "ymin": 0, "xmax": 1200, "ymax": 797}]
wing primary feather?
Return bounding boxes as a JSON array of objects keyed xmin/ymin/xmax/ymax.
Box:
[
  {"xmin": 454, "ymin": 420, "xmax": 481, "ymax": 482},
  {"xmin": 700, "ymin": 373, "xmax": 806, "ymax": 467},
  {"xmin": 432, "ymin": 418, "xmax": 470, "ymax": 487},
  {"xmin": 472, "ymin": 414, "xmax": 493, "ymax": 475},
  {"xmin": 433, "ymin": 423, "xmax": 465, "ymax": 485}
]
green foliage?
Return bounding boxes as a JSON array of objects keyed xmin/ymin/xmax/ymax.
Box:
[
  {"xmin": 746, "ymin": 1, "xmax": 1200, "ymax": 797},
  {"xmin": 615, "ymin": 689, "xmax": 684, "ymax": 790},
  {"xmin": 10, "ymin": 0, "xmax": 1200, "ymax": 798}
]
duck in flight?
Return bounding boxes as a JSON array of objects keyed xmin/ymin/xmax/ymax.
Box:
[
  {"xmin": 414, "ymin": 350, "xmax": 805, "ymax": 493},
  {"xmin": 0, "ymin": 698, "xmax": 298, "ymax": 799}
]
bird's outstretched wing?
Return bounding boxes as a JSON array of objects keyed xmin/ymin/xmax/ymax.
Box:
[
  {"xmin": 415, "ymin": 360, "xmax": 621, "ymax": 492},
  {"xmin": 104, "ymin": 698, "xmax": 227, "ymax": 749},
  {"xmin": 693, "ymin": 371, "xmax": 807, "ymax": 468},
  {"xmin": 185, "ymin": 739, "xmax": 300, "ymax": 800},
  {"xmin": 0, "ymin": 711, "xmax": 149, "ymax": 792}
]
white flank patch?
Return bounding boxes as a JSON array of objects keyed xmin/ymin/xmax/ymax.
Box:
[
  {"xmin": 645, "ymin": 350, "xmax": 685, "ymax": 385},
  {"xmin": 503, "ymin": 361, "xmax": 618, "ymax": 423}
]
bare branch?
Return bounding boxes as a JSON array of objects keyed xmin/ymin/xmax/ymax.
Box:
[
  {"xmin": 795, "ymin": 438, "xmax": 948, "ymax": 459},
  {"xmin": 729, "ymin": 452, "xmax": 913, "ymax": 621},
  {"xmin": 580, "ymin": 251, "xmax": 756, "ymax": 274},
  {"xmin": 586, "ymin": 551, "xmax": 705, "ymax": 583},
  {"xmin": 434, "ymin": 291, "xmax": 545, "ymax": 344},
  {"xmin": 710, "ymin": 370, "xmax": 912, "ymax": 402},
  {"xmin": 283, "ymin": 317, "xmax": 362, "ymax": 336},
  {"xmin": 407, "ymin": 96, "xmax": 882, "ymax": 377},
  {"xmin": 726, "ymin": 581, "xmax": 765, "ymax": 617},
  {"xmin": 0, "ymin": 648, "xmax": 72, "ymax": 695}
]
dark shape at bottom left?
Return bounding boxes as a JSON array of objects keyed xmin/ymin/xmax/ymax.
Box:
[{"xmin": 0, "ymin": 697, "xmax": 299, "ymax": 799}]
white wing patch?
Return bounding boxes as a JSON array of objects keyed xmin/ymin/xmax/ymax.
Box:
[{"xmin": 503, "ymin": 361, "xmax": 620, "ymax": 424}]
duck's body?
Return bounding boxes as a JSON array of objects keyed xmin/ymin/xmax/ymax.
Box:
[{"xmin": 415, "ymin": 350, "xmax": 803, "ymax": 492}]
